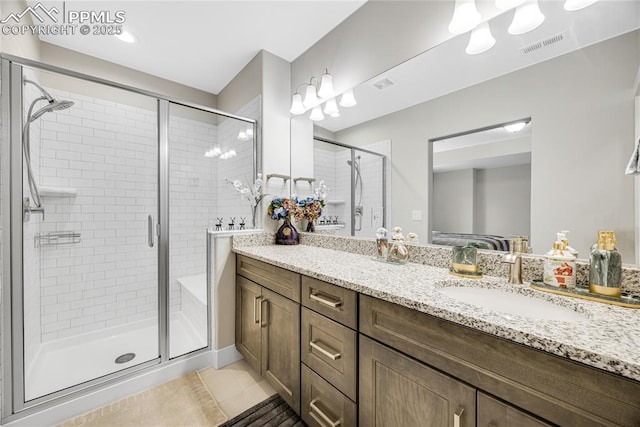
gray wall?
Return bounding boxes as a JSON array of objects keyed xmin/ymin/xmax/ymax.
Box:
[
  {"xmin": 336, "ymin": 32, "xmax": 639, "ymax": 260},
  {"xmin": 475, "ymin": 165, "xmax": 531, "ymax": 238},
  {"xmin": 434, "ymin": 169, "xmax": 475, "ymax": 234}
]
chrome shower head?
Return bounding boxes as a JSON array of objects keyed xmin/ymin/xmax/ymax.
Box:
[{"xmin": 29, "ymin": 99, "xmax": 74, "ymax": 121}]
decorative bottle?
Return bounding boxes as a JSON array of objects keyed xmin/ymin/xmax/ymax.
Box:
[
  {"xmin": 387, "ymin": 226, "xmax": 409, "ymax": 264},
  {"xmin": 589, "ymin": 231, "xmax": 622, "ymax": 297},
  {"xmin": 543, "ymin": 236, "xmax": 576, "ymax": 289}
]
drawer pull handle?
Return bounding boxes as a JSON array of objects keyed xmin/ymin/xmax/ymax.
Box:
[
  {"xmin": 310, "ymin": 292, "xmax": 342, "ymax": 308},
  {"xmin": 454, "ymin": 406, "xmax": 464, "ymax": 427},
  {"xmin": 260, "ymin": 299, "xmax": 268, "ymax": 328},
  {"xmin": 253, "ymin": 296, "xmax": 261, "ymax": 324},
  {"xmin": 309, "ymin": 398, "xmax": 341, "ymax": 427},
  {"xmin": 310, "ymin": 341, "xmax": 341, "ymax": 360}
]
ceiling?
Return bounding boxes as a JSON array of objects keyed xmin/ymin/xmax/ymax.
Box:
[
  {"xmin": 27, "ymin": 0, "xmax": 367, "ymax": 94},
  {"xmin": 320, "ymin": 0, "xmax": 640, "ymax": 132}
]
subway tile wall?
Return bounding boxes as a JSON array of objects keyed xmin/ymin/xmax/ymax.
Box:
[{"xmin": 34, "ymin": 87, "xmax": 259, "ymax": 344}]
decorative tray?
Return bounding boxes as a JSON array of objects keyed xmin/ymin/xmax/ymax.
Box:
[{"xmin": 530, "ymin": 280, "xmax": 640, "ymax": 309}]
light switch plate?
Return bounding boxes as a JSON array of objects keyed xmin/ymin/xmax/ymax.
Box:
[{"xmin": 411, "ymin": 210, "xmax": 422, "ymax": 221}]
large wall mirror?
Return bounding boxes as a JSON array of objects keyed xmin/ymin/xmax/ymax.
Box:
[{"xmin": 290, "ymin": 1, "xmax": 640, "ymax": 263}]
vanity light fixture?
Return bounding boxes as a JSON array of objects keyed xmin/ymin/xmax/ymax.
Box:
[
  {"xmin": 508, "ymin": 0, "xmax": 545, "ymax": 35},
  {"xmin": 340, "ymin": 88, "xmax": 357, "ymax": 108},
  {"xmin": 237, "ymin": 125, "xmax": 254, "ymax": 141},
  {"xmin": 503, "ymin": 121, "xmax": 529, "ymax": 133},
  {"xmin": 204, "ymin": 147, "xmax": 222, "ymax": 158},
  {"xmin": 466, "ymin": 22, "xmax": 496, "ymax": 55},
  {"xmin": 309, "ymin": 106, "xmax": 325, "ymax": 121},
  {"xmin": 317, "ymin": 69, "xmax": 335, "ymax": 99},
  {"xmin": 323, "ymin": 98, "xmax": 340, "ymax": 116},
  {"xmin": 448, "ymin": 0, "xmax": 482, "ymax": 35},
  {"xmin": 290, "ymin": 93, "xmax": 305, "ymax": 115},
  {"xmin": 564, "ymin": 0, "xmax": 598, "ymax": 11},
  {"xmin": 220, "ymin": 149, "xmax": 237, "ymax": 160},
  {"xmin": 303, "ymin": 83, "xmax": 319, "ymax": 109}
]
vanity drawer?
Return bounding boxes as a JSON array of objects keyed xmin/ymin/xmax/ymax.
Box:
[
  {"xmin": 302, "ymin": 307, "xmax": 357, "ymax": 401},
  {"xmin": 302, "ymin": 276, "xmax": 357, "ymax": 329},
  {"xmin": 236, "ymin": 254, "xmax": 301, "ymax": 302},
  {"xmin": 302, "ymin": 364, "xmax": 357, "ymax": 427}
]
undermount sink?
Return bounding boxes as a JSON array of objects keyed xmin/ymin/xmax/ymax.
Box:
[{"xmin": 437, "ymin": 286, "xmax": 587, "ymax": 322}]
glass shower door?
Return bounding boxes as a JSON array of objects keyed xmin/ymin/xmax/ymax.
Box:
[{"xmin": 18, "ymin": 66, "xmax": 160, "ymax": 401}]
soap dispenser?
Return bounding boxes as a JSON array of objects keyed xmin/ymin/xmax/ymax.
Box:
[
  {"xmin": 589, "ymin": 231, "xmax": 622, "ymax": 297},
  {"xmin": 543, "ymin": 234, "xmax": 576, "ymax": 288},
  {"xmin": 387, "ymin": 226, "xmax": 409, "ymax": 264},
  {"xmin": 559, "ymin": 230, "xmax": 579, "ymax": 259}
]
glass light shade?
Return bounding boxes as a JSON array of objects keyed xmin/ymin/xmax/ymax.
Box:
[
  {"xmin": 318, "ymin": 71, "xmax": 335, "ymax": 99},
  {"xmin": 323, "ymin": 98, "xmax": 339, "ymax": 116},
  {"xmin": 309, "ymin": 106, "xmax": 324, "ymax": 121},
  {"xmin": 448, "ymin": 0, "xmax": 482, "ymax": 35},
  {"xmin": 339, "ymin": 88, "xmax": 357, "ymax": 108},
  {"xmin": 303, "ymin": 84, "xmax": 319, "ymax": 108},
  {"xmin": 237, "ymin": 131, "xmax": 248, "ymax": 141},
  {"xmin": 290, "ymin": 93, "xmax": 305, "ymax": 115},
  {"xmin": 495, "ymin": 0, "xmax": 525, "ymax": 10},
  {"xmin": 115, "ymin": 31, "xmax": 136, "ymax": 43},
  {"xmin": 211, "ymin": 147, "xmax": 221, "ymax": 156},
  {"xmin": 330, "ymin": 111, "xmax": 340, "ymax": 118},
  {"xmin": 564, "ymin": 0, "xmax": 597, "ymax": 11},
  {"xmin": 508, "ymin": 0, "xmax": 545, "ymax": 35},
  {"xmin": 465, "ymin": 22, "xmax": 496, "ymax": 55},
  {"xmin": 246, "ymin": 127, "xmax": 254, "ymax": 137},
  {"xmin": 504, "ymin": 121, "xmax": 527, "ymax": 132}
]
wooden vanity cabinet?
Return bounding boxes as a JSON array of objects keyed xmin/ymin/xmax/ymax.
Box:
[
  {"xmin": 235, "ymin": 256, "xmax": 301, "ymax": 413},
  {"xmin": 477, "ymin": 393, "xmax": 552, "ymax": 427}
]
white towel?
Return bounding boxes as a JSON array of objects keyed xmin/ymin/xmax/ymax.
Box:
[{"xmin": 625, "ymin": 138, "xmax": 640, "ymax": 175}]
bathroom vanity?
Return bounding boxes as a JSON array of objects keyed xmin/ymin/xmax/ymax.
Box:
[{"xmin": 234, "ymin": 245, "xmax": 640, "ymax": 426}]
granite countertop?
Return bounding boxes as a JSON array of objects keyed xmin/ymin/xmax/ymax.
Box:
[{"xmin": 234, "ymin": 244, "xmax": 640, "ymax": 382}]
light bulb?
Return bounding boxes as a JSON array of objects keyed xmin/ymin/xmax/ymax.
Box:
[
  {"xmin": 318, "ymin": 70, "xmax": 335, "ymax": 99},
  {"xmin": 290, "ymin": 93, "xmax": 305, "ymax": 115},
  {"xmin": 323, "ymin": 98, "xmax": 339, "ymax": 116},
  {"xmin": 564, "ymin": 0, "xmax": 598, "ymax": 11},
  {"xmin": 504, "ymin": 122, "xmax": 527, "ymax": 133},
  {"xmin": 339, "ymin": 88, "xmax": 357, "ymax": 108},
  {"xmin": 466, "ymin": 22, "xmax": 496, "ymax": 55},
  {"xmin": 495, "ymin": 0, "xmax": 525, "ymax": 10},
  {"xmin": 508, "ymin": 0, "xmax": 545, "ymax": 35},
  {"xmin": 303, "ymin": 84, "xmax": 319, "ymax": 108},
  {"xmin": 309, "ymin": 106, "xmax": 324, "ymax": 121},
  {"xmin": 448, "ymin": 0, "xmax": 482, "ymax": 35}
]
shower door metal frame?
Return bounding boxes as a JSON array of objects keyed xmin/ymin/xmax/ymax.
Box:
[
  {"xmin": 313, "ymin": 137, "xmax": 387, "ymax": 236},
  {"xmin": 0, "ymin": 54, "xmax": 258, "ymax": 422}
]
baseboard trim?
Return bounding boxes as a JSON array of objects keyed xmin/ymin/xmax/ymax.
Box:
[{"xmin": 213, "ymin": 345, "xmax": 243, "ymax": 368}]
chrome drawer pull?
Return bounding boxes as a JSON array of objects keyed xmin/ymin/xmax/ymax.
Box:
[
  {"xmin": 309, "ymin": 398, "xmax": 341, "ymax": 427},
  {"xmin": 310, "ymin": 292, "xmax": 342, "ymax": 308},
  {"xmin": 454, "ymin": 406, "xmax": 464, "ymax": 427},
  {"xmin": 310, "ymin": 341, "xmax": 341, "ymax": 360}
]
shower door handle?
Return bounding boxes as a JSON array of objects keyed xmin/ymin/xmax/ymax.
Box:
[{"xmin": 147, "ymin": 215, "xmax": 155, "ymax": 248}]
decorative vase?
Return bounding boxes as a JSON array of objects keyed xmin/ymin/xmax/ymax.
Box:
[
  {"xmin": 276, "ymin": 218, "xmax": 299, "ymax": 245},
  {"xmin": 251, "ymin": 205, "xmax": 257, "ymax": 229},
  {"xmin": 306, "ymin": 220, "xmax": 315, "ymax": 232}
]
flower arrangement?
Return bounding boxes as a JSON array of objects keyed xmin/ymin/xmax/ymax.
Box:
[
  {"xmin": 267, "ymin": 197, "xmax": 302, "ymax": 221},
  {"xmin": 295, "ymin": 195, "xmax": 325, "ymax": 222},
  {"xmin": 226, "ymin": 173, "xmax": 265, "ymax": 228}
]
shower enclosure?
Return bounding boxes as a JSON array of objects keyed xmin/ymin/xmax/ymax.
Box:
[
  {"xmin": 313, "ymin": 137, "xmax": 388, "ymax": 237},
  {"xmin": 0, "ymin": 56, "xmax": 258, "ymax": 419}
]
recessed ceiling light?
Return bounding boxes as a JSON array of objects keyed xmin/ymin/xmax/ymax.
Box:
[{"xmin": 115, "ymin": 31, "xmax": 136, "ymax": 43}]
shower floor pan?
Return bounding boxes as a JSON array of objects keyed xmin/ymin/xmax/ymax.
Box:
[{"xmin": 25, "ymin": 312, "xmax": 206, "ymax": 401}]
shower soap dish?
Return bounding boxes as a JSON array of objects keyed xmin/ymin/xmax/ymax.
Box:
[{"xmin": 530, "ymin": 280, "xmax": 640, "ymax": 309}]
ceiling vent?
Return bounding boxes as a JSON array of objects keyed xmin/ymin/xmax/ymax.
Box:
[
  {"xmin": 521, "ymin": 32, "xmax": 566, "ymax": 54},
  {"xmin": 371, "ymin": 76, "xmax": 395, "ymax": 90}
]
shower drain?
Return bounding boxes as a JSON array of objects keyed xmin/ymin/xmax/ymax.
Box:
[{"xmin": 115, "ymin": 353, "xmax": 136, "ymax": 364}]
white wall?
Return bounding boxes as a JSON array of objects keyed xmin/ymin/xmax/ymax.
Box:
[
  {"xmin": 336, "ymin": 32, "xmax": 639, "ymax": 259},
  {"xmin": 433, "ymin": 169, "xmax": 475, "ymax": 234}
]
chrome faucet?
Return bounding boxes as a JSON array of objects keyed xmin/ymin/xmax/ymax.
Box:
[{"xmin": 503, "ymin": 237, "xmax": 529, "ymax": 285}]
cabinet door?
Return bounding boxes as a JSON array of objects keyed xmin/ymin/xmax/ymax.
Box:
[
  {"xmin": 360, "ymin": 336, "xmax": 476, "ymax": 427},
  {"xmin": 261, "ymin": 287, "xmax": 301, "ymax": 414},
  {"xmin": 478, "ymin": 392, "xmax": 551, "ymax": 427},
  {"xmin": 235, "ymin": 275, "xmax": 262, "ymax": 374}
]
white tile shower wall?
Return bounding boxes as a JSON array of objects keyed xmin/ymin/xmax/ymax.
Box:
[
  {"xmin": 168, "ymin": 114, "xmax": 218, "ymax": 314},
  {"xmin": 37, "ymin": 89, "xmax": 158, "ymax": 342},
  {"xmin": 356, "ymin": 140, "xmax": 391, "ymax": 238},
  {"xmin": 23, "ymin": 70, "xmax": 43, "ymax": 369}
]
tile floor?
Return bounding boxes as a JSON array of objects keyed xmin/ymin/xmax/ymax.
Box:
[{"xmin": 199, "ymin": 360, "xmax": 277, "ymax": 419}]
